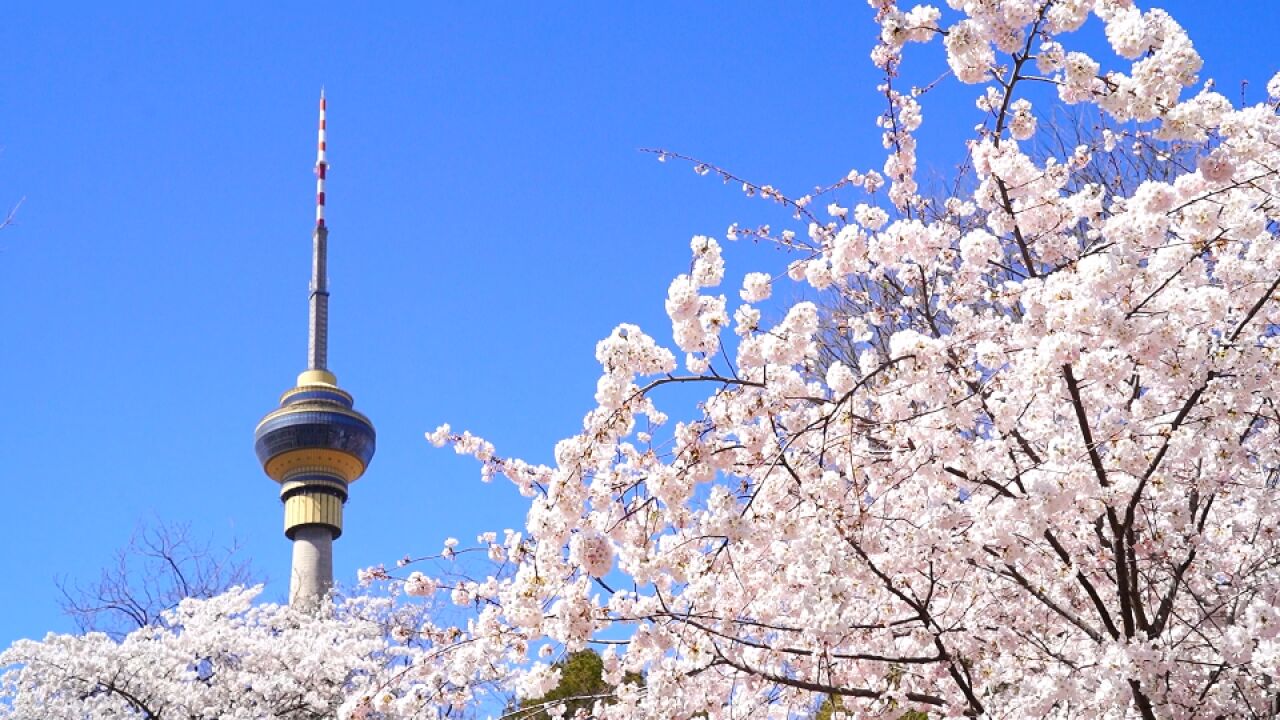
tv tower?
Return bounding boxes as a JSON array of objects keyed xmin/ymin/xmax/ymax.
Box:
[{"xmin": 254, "ymin": 91, "xmax": 376, "ymax": 608}]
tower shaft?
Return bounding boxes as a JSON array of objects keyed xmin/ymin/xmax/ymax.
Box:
[{"xmin": 290, "ymin": 525, "xmax": 334, "ymax": 607}]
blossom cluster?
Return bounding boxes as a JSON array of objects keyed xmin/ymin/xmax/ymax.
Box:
[{"xmin": 0, "ymin": 587, "xmax": 413, "ymax": 719}]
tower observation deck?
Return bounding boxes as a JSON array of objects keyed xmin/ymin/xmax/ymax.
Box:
[{"xmin": 254, "ymin": 91, "xmax": 376, "ymax": 608}]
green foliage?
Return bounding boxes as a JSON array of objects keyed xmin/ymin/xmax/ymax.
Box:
[
  {"xmin": 511, "ymin": 649, "xmax": 640, "ymax": 720},
  {"xmin": 814, "ymin": 695, "xmax": 842, "ymax": 720},
  {"xmin": 812, "ymin": 695, "xmax": 928, "ymax": 720}
]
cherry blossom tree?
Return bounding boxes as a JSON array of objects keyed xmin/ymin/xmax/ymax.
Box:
[
  {"xmin": 0, "ymin": 587, "xmax": 421, "ymax": 719},
  {"xmin": 394, "ymin": 2, "xmax": 1280, "ymax": 718}
]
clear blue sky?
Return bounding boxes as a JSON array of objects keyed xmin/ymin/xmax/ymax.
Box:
[{"xmin": 0, "ymin": 2, "xmax": 1274, "ymax": 646}]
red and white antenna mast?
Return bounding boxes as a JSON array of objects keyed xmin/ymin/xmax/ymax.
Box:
[{"xmin": 308, "ymin": 89, "xmax": 329, "ymax": 370}]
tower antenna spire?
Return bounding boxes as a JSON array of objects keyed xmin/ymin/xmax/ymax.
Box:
[{"xmin": 309, "ymin": 88, "xmax": 329, "ymax": 370}]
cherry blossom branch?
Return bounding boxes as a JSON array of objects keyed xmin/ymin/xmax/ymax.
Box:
[
  {"xmin": 640, "ymin": 148, "xmax": 832, "ymax": 228},
  {"xmin": 709, "ymin": 644, "xmax": 951, "ymax": 712}
]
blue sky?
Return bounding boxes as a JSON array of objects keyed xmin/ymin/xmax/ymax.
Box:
[{"xmin": 0, "ymin": 2, "xmax": 1275, "ymax": 646}]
